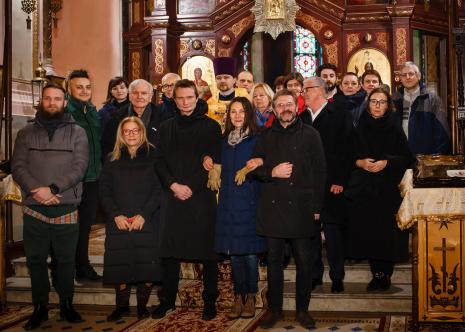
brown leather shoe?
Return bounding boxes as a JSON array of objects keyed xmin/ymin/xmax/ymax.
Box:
[
  {"xmin": 296, "ymin": 311, "xmax": 316, "ymax": 329},
  {"xmin": 241, "ymin": 294, "xmax": 255, "ymax": 318},
  {"xmin": 227, "ymin": 294, "xmax": 243, "ymax": 320},
  {"xmin": 259, "ymin": 310, "xmax": 283, "ymax": 329}
]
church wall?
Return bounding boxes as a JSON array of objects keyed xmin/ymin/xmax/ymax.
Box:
[{"xmin": 52, "ymin": 0, "xmax": 122, "ymax": 107}]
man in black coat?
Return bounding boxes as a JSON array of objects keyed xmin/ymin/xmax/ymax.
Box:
[
  {"xmin": 251, "ymin": 89, "xmax": 326, "ymax": 329},
  {"xmin": 300, "ymin": 77, "xmax": 353, "ymax": 294},
  {"xmin": 101, "ymin": 79, "xmax": 173, "ymax": 159},
  {"xmin": 153, "ymin": 79, "xmax": 222, "ymax": 321}
]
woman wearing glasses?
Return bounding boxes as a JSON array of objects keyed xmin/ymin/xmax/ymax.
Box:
[
  {"xmin": 346, "ymin": 87, "xmax": 413, "ymax": 292},
  {"xmin": 100, "ymin": 116, "xmax": 162, "ymax": 321}
]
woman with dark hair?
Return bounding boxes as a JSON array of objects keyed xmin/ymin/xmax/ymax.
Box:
[
  {"xmin": 215, "ymin": 96, "xmax": 266, "ymax": 319},
  {"xmin": 99, "ymin": 116, "xmax": 162, "ymax": 321},
  {"xmin": 346, "ymin": 87, "xmax": 413, "ymax": 292},
  {"xmin": 99, "ymin": 77, "xmax": 130, "ymax": 131}
]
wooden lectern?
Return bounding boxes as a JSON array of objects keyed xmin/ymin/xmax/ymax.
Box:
[{"xmin": 398, "ymin": 170, "xmax": 465, "ymax": 330}]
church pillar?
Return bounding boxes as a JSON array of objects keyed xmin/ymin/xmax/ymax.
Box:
[
  {"xmin": 126, "ymin": 0, "xmax": 146, "ymax": 82},
  {"xmin": 387, "ymin": 4, "xmax": 414, "ymax": 71},
  {"xmin": 150, "ymin": 28, "xmax": 179, "ymax": 85},
  {"xmin": 251, "ymin": 32, "xmax": 264, "ymax": 83}
]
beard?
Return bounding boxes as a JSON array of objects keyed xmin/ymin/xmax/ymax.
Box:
[
  {"xmin": 326, "ymin": 82, "xmax": 336, "ymax": 92},
  {"xmin": 277, "ymin": 110, "xmax": 296, "ymax": 123},
  {"xmin": 38, "ymin": 105, "xmax": 65, "ymax": 119}
]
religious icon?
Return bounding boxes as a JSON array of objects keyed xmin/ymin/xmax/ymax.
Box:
[
  {"xmin": 194, "ymin": 67, "xmax": 212, "ymax": 101},
  {"xmin": 265, "ymin": 0, "xmax": 285, "ymax": 20},
  {"xmin": 347, "ymin": 48, "xmax": 391, "ymax": 89}
]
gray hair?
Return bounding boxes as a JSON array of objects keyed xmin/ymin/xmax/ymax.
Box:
[
  {"xmin": 128, "ymin": 79, "xmax": 153, "ymax": 94},
  {"xmin": 303, "ymin": 76, "xmax": 327, "ymax": 91},
  {"xmin": 161, "ymin": 73, "xmax": 181, "ymax": 85},
  {"xmin": 400, "ymin": 61, "xmax": 421, "ymax": 77}
]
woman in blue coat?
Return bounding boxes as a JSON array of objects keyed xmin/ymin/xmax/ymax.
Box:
[{"xmin": 215, "ymin": 96, "xmax": 266, "ymax": 319}]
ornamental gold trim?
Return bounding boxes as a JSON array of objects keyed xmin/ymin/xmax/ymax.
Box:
[
  {"xmin": 251, "ymin": 0, "xmax": 300, "ymax": 40},
  {"xmin": 154, "ymin": 39, "xmax": 164, "ymax": 74}
]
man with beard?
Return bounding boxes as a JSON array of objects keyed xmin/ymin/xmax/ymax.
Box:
[
  {"xmin": 65, "ymin": 69, "xmax": 102, "ymax": 281},
  {"xmin": 102, "ymin": 79, "xmax": 174, "ymax": 158},
  {"xmin": 207, "ymin": 57, "xmax": 249, "ymax": 126},
  {"xmin": 300, "ymin": 77, "xmax": 353, "ymax": 294},
  {"xmin": 251, "ymin": 89, "xmax": 326, "ymax": 329},
  {"xmin": 153, "ymin": 79, "xmax": 222, "ymax": 321},
  {"xmin": 12, "ymin": 83, "xmax": 88, "ymax": 330}
]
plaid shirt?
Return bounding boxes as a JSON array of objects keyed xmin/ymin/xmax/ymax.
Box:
[{"xmin": 23, "ymin": 206, "xmax": 78, "ymax": 224}]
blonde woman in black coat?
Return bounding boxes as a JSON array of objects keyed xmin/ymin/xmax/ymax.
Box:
[{"xmin": 99, "ymin": 116, "xmax": 162, "ymax": 321}]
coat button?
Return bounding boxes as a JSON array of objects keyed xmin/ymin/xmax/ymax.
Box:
[
  {"xmin": 271, "ymin": 200, "xmax": 275, "ymax": 204},
  {"xmin": 290, "ymin": 182, "xmax": 293, "ymax": 186},
  {"xmin": 293, "ymin": 146, "xmax": 297, "ymax": 150},
  {"xmin": 288, "ymin": 201, "xmax": 292, "ymax": 204}
]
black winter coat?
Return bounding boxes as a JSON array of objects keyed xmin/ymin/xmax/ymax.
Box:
[
  {"xmin": 252, "ymin": 118, "xmax": 327, "ymax": 238},
  {"xmin": 99, "ymin": 146, "xmax": 162, "ymax": 284},
  {"xmin": 155, "ymin": 100, "xmax": 222, "ymax": 260},
  {"xmin": 101, "ymin": 102, "xmax": 173, "ymax": 159},
  {"xmin": 346, "ymin": 110, "xmax": 413, "ymax": 262},
  {"xmin": 300, "ymin": 101, "xmax": 353, "ymax": 222}
]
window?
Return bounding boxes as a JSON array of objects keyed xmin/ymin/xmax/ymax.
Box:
[{"xmin": 293, "ymin": 25, "xmax": 321, "ymax": 77}]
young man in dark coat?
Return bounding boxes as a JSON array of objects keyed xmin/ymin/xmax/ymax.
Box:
[
  {"xmin": 251, "ymin": 89, "xmax": 326, "ymax": 329},
  {"xmin": 300, "ymin": 77, "xmax": 353, "ymax": 294},
  {"xmin": 101, "ymin": 79, "xmax": 174, "ymax": 159},
  {"xmin": 153, "ymin": 79, "xmax": 222, "ymax": 320},
  {"xmin": 12, "ymin": 83, "xmax": 88, "ymax": 329}
]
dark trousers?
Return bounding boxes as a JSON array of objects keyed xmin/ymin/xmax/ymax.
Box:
[
  {"xmin": 161, "ymin": 257, "xmax": 218, "ymax": 307},
  {"xmin": 114, "ymin": 282, "xmax": 152, "ymax": 307},
  {"xmin": 23, "ymin": 215, "xmax": 78, "ymax": 305},
  {"xmin": 76, "ymin": 181, "xmax": 99, "ymax": 267},
  {"xmin": 267, "ymin": 237, "xmax": 312, "ymax": 312},
  {"xmin": 311, "ymin": 221, "xmax": 345, "ymax": 281},
  {"xmin": 230, "ymin": 254, "xmax": 259, "ymax": 295},
  {"xmin": 369, "ymin": 259, "xmax": 394, "ymax": 276}
]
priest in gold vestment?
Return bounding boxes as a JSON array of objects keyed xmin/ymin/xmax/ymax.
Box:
[{"xmin": 207, "ymin": 57, "xmax": 249, "ymax": 126}]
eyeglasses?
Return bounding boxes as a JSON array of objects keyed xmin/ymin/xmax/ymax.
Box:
[
  {"xmin": 162, "ymin": 84, "xmax": 175, "ymax": 89},
  {"xmin": 369, "ymin": 99, "xmax": 388, "ymax": 106},
  {"xmin": 275, "ymin": 102, "xmax": 295, "ymax": 110},
  {"xmin": 303, "ymin": 86, "xmax": 321, "ymax": 92},
  {"xmin": 400, "ymin": 72, "xmax": 417, "ymax": 78},
  {"xmin": 123, "ymin": 128, "xmax": 141, "ymax": 136}
]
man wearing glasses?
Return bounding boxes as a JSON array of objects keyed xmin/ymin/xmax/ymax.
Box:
[
  {"xmin": 102, "ymin": 79, "xmax": 173, "ymax": 157},
  {"xmin": 156, "ymin": 72, "xmax": 181, "ymax": 115},
  {"xmin": 300, "ymin": 77, "xmax": 353, "ymax": 296},
  {"xmin": 250, "ymin": 89, "xmax": 326, "ymax": 329},
  {"xmin": 392, "ymin": 61, "xmax": 450, "ymax": 155}
]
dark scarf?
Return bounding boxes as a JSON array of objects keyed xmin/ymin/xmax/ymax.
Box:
[
  {"xmin": 35, "ymin": 109, "xmax": 70, "ymax": 141},
  {"xmin": 128, "ymin": 103, "xmax": 152, "ymax": 128}
]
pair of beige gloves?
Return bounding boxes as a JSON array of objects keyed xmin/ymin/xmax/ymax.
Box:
[{"xmin": 207, "ymin": 165, "xmax": 252, "ymax": 191}]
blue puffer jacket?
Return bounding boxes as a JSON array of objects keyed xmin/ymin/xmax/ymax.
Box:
[
  {"xmin": 215, "ymin": 135, "xmax": 266, "ymax": 255},
  {"xmin": 393, "ymin": 86, "xmax": 450, "ymax": 155}
]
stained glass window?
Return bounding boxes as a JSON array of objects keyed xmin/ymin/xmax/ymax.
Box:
[
  {"xmin": 293, "ymin": 25, "xmax": 320, "ymax": 78},
  {"xmin": 241, "ymin": 41, "xmax": 250, "ymax": 71}
]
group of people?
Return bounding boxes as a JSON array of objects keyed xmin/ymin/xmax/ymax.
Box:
[{"xmin": 11, "ymin": 56, "xmax": 450, "ymax": 330}]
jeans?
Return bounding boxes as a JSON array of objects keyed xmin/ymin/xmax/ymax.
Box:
[
  {"xmin": 230, "ymin": 254, "xmax": 259, "ymax": 295},
  {"xmin": 266, "ymin": 237, "xmax": 313, "ymax": 311}
]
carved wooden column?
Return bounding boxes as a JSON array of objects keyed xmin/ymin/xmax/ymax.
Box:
[
  {"xmin": 387, "ymin": 3, "xmax": 414, "ymax": 71},
  {"xmin": 125, "ymin": 0, "xmax": 146, "ymax": 81}
]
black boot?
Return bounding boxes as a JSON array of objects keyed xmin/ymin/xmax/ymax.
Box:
[
  {"xmin": 151, "ymin": 301, "xmax": 176, "ymax": 319},
  {"xmin": 136, "ymin": 283, "xmax": 152, "ymax": 319},
  {"xmin": 60, "ymin": 298, "xmax": 83, "ymax": 323},
  {"xmin": 107, "ymin": 284, "xmax": 131, "ymax": 322},
  {"xmin": 202, "ymin": 301, "xmax": 217, "ymax": 321},
  {"xmin": 24, "ymin": 304, "xmax": 48, "ymax": 330}
]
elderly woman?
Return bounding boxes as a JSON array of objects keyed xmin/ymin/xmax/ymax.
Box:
[
  {"xmin": 215, "ymin": 96, "xmax": 266, "ymax": 319},
  {"xmin": 251, "ymin": 83, "xmax": 274, "ymax": 127},
  {"xmin": 99, "ymin": 77, "xmax": 130, "ymax": 132},
  {"xmin": 346, "ymin": 87, "xmax": 413, "ymax": 292},
  {"xmin": 100, "ymin": 116, "xmax": 162, "ymax": 321}
]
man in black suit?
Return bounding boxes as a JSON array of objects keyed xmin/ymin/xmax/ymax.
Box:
[{"xmin": 300, "ymin": 77, "xmax": 353, "ymax": 293}]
